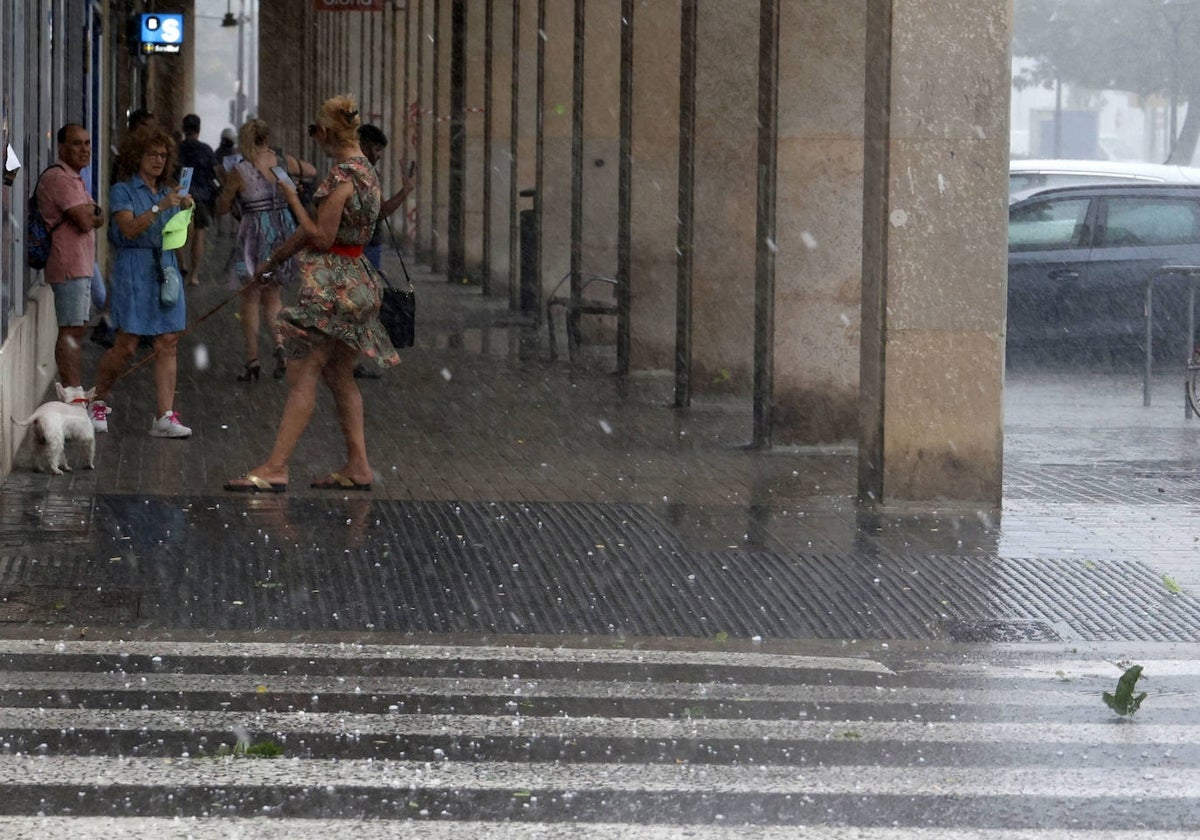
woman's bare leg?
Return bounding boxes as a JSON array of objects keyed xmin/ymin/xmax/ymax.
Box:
[
  {"xmin": 93, "ymin": 332, "xmax": 140, "ymax": 402},
  {"xmin": 233, "ymin": 340, "xmax": 334, "ymax": 486},
  {"xmin": 240, "ymin": 289, "xmax": 261, "ymax": 363},
  {"xmin": 152, "ymin": 333, "xmax": 181, "ymax": 416},
  {"xmin": 262, "ymin": 285, "xmax": 283, "ymax": 347},
  {"xmin": 320, "ymin": 341, "xmax": 373, "ymax": 485}
]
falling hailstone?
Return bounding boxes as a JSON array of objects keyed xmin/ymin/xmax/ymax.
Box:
[
  {"xmin": 598, "ymin": 419, "xmax": 613, "ymax": 434},
  {"xmin": 441, "ymin": 368, "xmax": 452, "ymax": 381},
  {"xmin": 193, "ymin": 343, "xmax": 210, "ymax": 371}
]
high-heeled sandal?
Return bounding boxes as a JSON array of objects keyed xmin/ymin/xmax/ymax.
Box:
[
  {"xmin": 237, "ymin": 359, "xmax": 261, "ymax": 382},
  {"xmin": 272, "ymin": 346, "xmax": 287, "ymax": 379}
]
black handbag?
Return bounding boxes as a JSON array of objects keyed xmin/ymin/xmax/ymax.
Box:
[{"xmin": 375, "ymin": 217, "xmax": 415, "ymax": 348}]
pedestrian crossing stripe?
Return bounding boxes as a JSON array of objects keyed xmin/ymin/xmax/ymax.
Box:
[
  {"xmin": 3, "ymin": 670, "xmax": 1197, "ymax": 708},
  {"xmin": 1, "ymin": 707, "xmax": 1197, "ymax": 744},
  {"xmin": 0, "ymin": 819, "xmax": 1186, "ymax": 839},
  {"xmin": 0, "ymin": 639, "xmax": 894, "ymax": 675},
  {"xmin": 1, "ymin": 756, "xmax": 1197, "ymax": 800}
]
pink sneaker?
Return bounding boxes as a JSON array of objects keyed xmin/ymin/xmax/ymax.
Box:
[
  {"xmin": 89, "ymin": 400, "xmax": 110, "ymax": 433},
  {"xmin": 149, "ymin": 410, "xmax": 192, "ymax": 439}
]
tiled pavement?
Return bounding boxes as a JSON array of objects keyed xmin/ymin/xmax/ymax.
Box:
[{"xmin": 3, "ymin": 230, "xmax": 1200, "ymax": 641}]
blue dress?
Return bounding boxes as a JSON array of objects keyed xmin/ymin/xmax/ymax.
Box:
[{"xmin": 108, "ymin": 175, "xmax": 186, "ymax": 335}]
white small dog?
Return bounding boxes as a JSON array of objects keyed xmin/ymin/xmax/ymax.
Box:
[{"xmin": 10, "ymin": 383, "xmax": 96, "ymax": 475}]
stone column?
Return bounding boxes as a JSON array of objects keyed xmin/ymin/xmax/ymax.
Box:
[
  {"xmin": 537, "ymin": 1, "xmax": 575, "ymax": 296},
  {"xmin": 770, "ymin": 0, "xmax": 865, "ymax": 444},
  {"xmin": 462, "ymin": 0, "xmax": 487, "ymax": 279},
  {"xmin": 627, "ymin": 0, "xmax": 680, "ymax": 371},
  {"xmin": 689, "ymin": 3, "xmax": 759, "ymax": 396},
  {"xmin": 858, "ymin": 0, "xmax": 1009, "ymax": 504}
]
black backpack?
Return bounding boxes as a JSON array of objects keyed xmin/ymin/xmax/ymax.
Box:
[{"xmin": 27, "ymin": 164, "xmax": 64, "ymax": 270}]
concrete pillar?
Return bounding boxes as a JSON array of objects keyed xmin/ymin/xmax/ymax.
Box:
[
  {"xmin": 487, "ymin": 0, "xmax": 516, "ymax": 295},
  {"xmin": 414, "ymin": 0, "xmax": 435, "ymax": 262},
  {"xmin": 689, "ymin": 4, "xmax": 758, "ymax": 397},
  {"xmin": 432, "ymin": 0, "xmax": 452, "ymax": 272},
  {"xmin": 627, "ymin": 1, "xmax": 680, "ymax": 371},
  {"xmin": 858, "ymin": 0, "xmax": 1009, "ymax": 505},
  {"xmin": 258, "ymin": 1, "xmax": 306, "ymax": 154},
  {"xmin": 146, "ymin": 0, "xmax": 190, "ymax": 136},
  {"xmin": 462, "ymin": 0, "xmax": 487, "ymax": 281},
  {"xmin": 537, "ymin": 1, "xmax": 575, "ymax": 298},
  {"xmin": 581, "ymin": 1, "xmax": 621, "ymax": 285}
]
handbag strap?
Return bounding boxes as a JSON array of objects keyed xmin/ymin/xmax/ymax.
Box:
[{"xmin": 382, "ymin": 216, "xmax": 413, "ymax": 288}]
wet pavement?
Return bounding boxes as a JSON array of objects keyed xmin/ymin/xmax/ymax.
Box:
[{"xmin": 3, "ymin": 229, "xmax": 1200, "ymax": 643}]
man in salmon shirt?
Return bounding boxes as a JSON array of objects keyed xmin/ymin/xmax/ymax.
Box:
[{"xmin": 37, "ymin": 123, "xmax": 105, "ymax": 423}]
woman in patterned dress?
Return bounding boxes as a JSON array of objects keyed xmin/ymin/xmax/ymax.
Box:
[
  {"xmin": 224, "ymin": 95, "xmax": 400, "ymax": 493},
  {"xmin": 215, "ymin": 118, "xmax": 303, "ymax": 381}
]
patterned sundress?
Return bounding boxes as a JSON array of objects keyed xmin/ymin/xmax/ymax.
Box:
[
  {"xmin": 228, "ymin": 156, "xmax": 297, "ymax": 288},
  {"xmin": 277, "ymin": 156, "xmax": 400, "ymax": 369}
]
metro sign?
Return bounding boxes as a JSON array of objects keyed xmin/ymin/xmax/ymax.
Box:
[
  {"xmin": 313, "ymin": 0, "xmax": 384, "ymax": 10},
  {"xmin": 140, "ymin": 13, "xmax": 183, "ymax": 54}
]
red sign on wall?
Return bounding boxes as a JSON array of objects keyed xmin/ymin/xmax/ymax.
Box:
[{"xmin": 313, "ymin": 0, "xmax": 384, "ymax": 11}]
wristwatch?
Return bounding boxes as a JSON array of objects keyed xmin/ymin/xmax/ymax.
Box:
[{"xmin": 150, "ymin": 204, "xmax": 160, "ymax": 215}]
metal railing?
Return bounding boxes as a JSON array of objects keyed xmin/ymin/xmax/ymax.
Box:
[
  {"xmin": 1144, "ymin": 264, "xmax": 1200, "ymax": 412},
  {"xmin": 546, "ymin": 271, "xmax": 619, "ymax": 364}
]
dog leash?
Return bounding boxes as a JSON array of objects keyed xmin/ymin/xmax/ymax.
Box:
[{"xmin": 111, "ymin": 282, "xmax": 257, "ymax": 384}]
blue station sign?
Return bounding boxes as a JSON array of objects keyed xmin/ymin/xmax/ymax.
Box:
[{"xmin": 140, "ymin": 14, "xmax": 184, "ymax": 55}]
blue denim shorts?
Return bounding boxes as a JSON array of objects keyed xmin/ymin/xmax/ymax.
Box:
[{"xmin": 51, "ymin": 277, "xmax": 91, "ymax": 327}]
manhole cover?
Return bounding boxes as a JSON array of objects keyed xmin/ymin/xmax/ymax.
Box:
[{"xmin": 941, "ymin": 618, "xmax": 1061, "ymax": 643}]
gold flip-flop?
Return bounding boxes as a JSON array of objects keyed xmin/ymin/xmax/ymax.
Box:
[
  {"xmin": 223, "ymin": 473, "xmax": 287, "ymax": 493},
  {"xmin": 310, "ymin": 471, "xmax": 372, "ymax": 491}
]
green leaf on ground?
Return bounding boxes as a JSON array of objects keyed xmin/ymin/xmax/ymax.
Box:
[
  {"xmin": 1102, "ymin": 664, "xmax": 1147, "ymax": 717},
  {"xmin": 1162, "ymin": 574, "xmax": 1183, "ymax": 595}
]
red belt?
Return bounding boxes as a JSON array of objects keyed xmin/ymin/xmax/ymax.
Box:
[{"xmin": 328, "ymin": 243, "xmax": 364, "ymax": 259}]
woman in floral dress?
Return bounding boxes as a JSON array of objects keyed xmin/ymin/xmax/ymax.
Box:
[{"xmin": 224, "ymin": 95, "xmax": 399, "ymax": 493}]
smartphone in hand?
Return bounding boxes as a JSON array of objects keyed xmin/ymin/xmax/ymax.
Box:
[
  {"xmin": 271, "ymin": 165, "xmax": 296, "ymax": 190},
  {"xmin": 178, "ymin": 167, "xmax": 194, "ymax": 197},
  {"xmin": 408, "ymin": 161, "xmax": 417, "ymax": 178}
]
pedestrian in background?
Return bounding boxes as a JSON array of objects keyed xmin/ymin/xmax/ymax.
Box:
[
  {"xmin": 37, "ymin": 123, "xmax": 104, "ymax": 409},
  {"xmin": 177, "ymin": 113, "xmax": 218, "ymax": 286},
  {"xmin": 352, "ymin": 123, "xmax": 415, "ymax": 379},
  {"xmin": 214, "ymin": 127, "xmax": 239, "ymax": 236},
  {"xmin": 215, "ymin": 118, "xmax": 300, "ymax": 382},
  {"xmin": 224, "ymin": 94, "xmax": 399, "ymax": 493},
  {"xmin": 90, "ymin": 125, "xmax": 195, "ymax": 439}
]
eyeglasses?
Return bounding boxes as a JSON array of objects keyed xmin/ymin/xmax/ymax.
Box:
[
  {"xmin": 145, "ymin": 151, "xmax": 168, "ymax": 160},
  {"xmin": 307, "ymin": 123, "xmax": 322, "ymax": 137}
]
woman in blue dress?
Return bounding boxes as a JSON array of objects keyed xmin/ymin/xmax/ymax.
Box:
[{"xmin": 90, "ymin": 125, "xmax": 195, "ymax": 438}]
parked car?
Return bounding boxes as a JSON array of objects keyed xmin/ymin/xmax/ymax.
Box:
[
  {"xmin": 1009, "ymin": 159, "xmax": 1200, "ymax": 201},
  {"xmin": 1008, "ymin": 182, "xmax": 1200, "ymax": 359}
]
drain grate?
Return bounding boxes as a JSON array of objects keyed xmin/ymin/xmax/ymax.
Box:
[
  {"xmin": 941, "ymin": 618, "xmax": 1063, "ymax": 643},
  {"xmin": 0, "ymin": 585, "xmax": 140, "ymax": 624},
  {"xmin": 2, "ymin": 498, "xmax": 1200, "ymax": 642}
]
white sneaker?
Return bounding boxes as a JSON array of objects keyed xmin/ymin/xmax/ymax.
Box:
[
  {"xmin": 88, "ymin": 400, "xmax": 110, "ymax": 433},
  {"xmin": 149, "ymin": 410, "xmax": 191, "ymax": 439}
]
